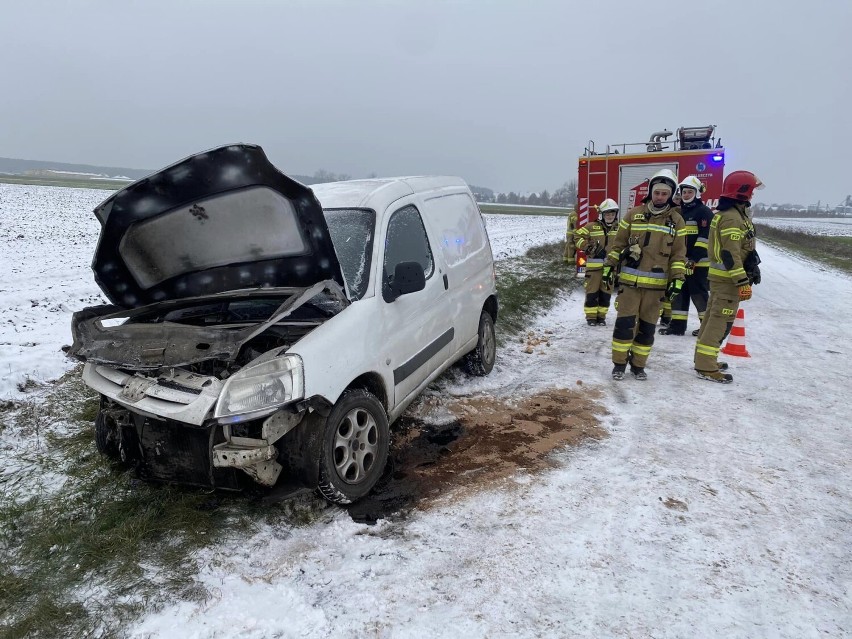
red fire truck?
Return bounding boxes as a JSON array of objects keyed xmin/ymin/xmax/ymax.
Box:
[
  {"xmin": 576, "ymin": 123, "xmax": 725, "ymax": 228},
  {"xmin": 572, "ymin": 125, "xmax": 725, "ymax": 272}
]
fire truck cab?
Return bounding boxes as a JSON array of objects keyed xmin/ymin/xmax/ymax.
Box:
[{"xmin": 576, "ymin": 124, "xmax": 725, "ymax": 233}]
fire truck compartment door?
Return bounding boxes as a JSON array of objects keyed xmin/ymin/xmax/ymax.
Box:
[{"xmin": 619, "ymin": 163, "xmax": 678, "ymax": 214}]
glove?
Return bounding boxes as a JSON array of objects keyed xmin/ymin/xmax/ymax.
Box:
[
  {"xmin": 738, "ymin": 284, "xmax": 752, "ymax": 301},
  {"xmin": 749, "ymin": 265, "xmax": 761, "ymax": 285},
  {"xmin": 601, "ymin": 265, "xmax": 614, "ymax": 289},
  {"xmin": 666, "ymin": 279, "xmax": 683, "ymax": 301},
  {"xmin": 628, "ymin": 244, "xmax": 642, "ymax": 261},
  {"xmin": 595, "ymin": 246, "xmax": 607, "ymax": 259},
  {"xmin": 684, "ymin": 259, "xmax": 695, "ymax": 276}
]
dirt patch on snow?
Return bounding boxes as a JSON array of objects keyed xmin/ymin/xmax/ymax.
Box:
[{"xmin": 346, "ymin": 387, "xmax": 607, "ymax": 523}]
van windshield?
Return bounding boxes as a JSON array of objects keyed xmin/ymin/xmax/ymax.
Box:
[{"xmin": 323, "ymin": 208, "xmax": 375, "ymax": 300}]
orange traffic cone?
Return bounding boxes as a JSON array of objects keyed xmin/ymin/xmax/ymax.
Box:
[{"xmin": 721, "ymin": 308, "xmax": 750, "ymax": 357}]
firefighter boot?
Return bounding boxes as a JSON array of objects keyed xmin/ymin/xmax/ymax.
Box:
[
  {"xmin": 630, "ymin": 364, "xmax": 647, "ymax": 380},
  {"xmin": 612, "ymin": 364, "xmax": 626, "ymax": 380},
  {"xmin": 692, "ymin": 329, "xmax": 700, "ymax": 337},
  {"xmin": 587, "ymin": 319, "xmax": 599, "ymax": 327},
  {"xmin": 696, "ymin": 369, "xmax": 733, "ymax": 383},
  {"xmin": 660, "ymin": 319, "xmax": 686, "ymax": 336}
]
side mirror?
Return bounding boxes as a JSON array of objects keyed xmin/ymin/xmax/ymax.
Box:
[{"xmin": 383, "ymin": 261, "xmax": 426, "ymax": 302}]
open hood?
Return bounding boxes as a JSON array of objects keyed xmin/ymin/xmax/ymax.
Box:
[{"xmin": 91, "ymin": 144, "xmax": 346, "ymax": 308}]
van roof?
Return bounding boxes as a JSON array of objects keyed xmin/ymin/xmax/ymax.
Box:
[{"xmin": 312, "ymin": 176, "xmax": 468, "ymax": 210}]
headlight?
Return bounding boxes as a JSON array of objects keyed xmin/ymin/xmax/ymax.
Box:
[{"xmin": 214, "ymin": 354, "xmax": 304, "ymax": 421}]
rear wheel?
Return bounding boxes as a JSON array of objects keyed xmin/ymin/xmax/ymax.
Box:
[
  {"xmin": 464, "ymin": 310, "xmax": 496, "ymax": 376},
  {"xmin": 318, "ymin": 389, "xmax": 389, "ymax": 504}
]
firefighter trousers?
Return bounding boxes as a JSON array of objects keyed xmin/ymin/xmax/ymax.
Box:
[
  {"xmin": 668, "ymin": 267, "xmax": 709, "ymax": 334},
  {"xmin": 611, "ymin": 286, "xmax": 665, "ymax": 368},
  {"xmin": 694, "ymin": 280, "xmax": 739, "ymax": 372},
  {"xmin": 583, "ymin": 269, "xmax": 613, "ymax": 321}
]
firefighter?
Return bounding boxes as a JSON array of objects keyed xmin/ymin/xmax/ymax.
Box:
[
  {"xmin": 658, "ymin": 191, "xmax": 682, "ymax": 329},
  {"xmin": 563, "ymin": 204, "xmax": 579, "ymax": 265},
  {"xmin": 694, "ymin": 170, "xmax": 763, "ymax": 383},
  {"xmin": 601, "ymin": 169, "xmax": 686, "ymax": 380},
  {"xmin": 660, "ymin": 175, "xmax": 714, "ymax": 336},
  {"xmin": 575, "ymin": 199, "xmax": 619, "ymax": 326}
]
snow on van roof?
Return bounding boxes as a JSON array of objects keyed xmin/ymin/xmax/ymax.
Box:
[{"xmin": 311, "ymin": 176, "xmax": 467, "ymax": 210}]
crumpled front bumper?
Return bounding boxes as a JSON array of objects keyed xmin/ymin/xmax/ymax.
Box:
[{"xmin": 83, "ymin": 363, "xmax": 303, "ymax": 487}]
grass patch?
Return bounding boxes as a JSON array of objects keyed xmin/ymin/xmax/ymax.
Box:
[
  {"xmin": 495, "ymin": 241, "xmax": 582, "ymax": 338},
  {"xmin": 478, "ymin": 202, "xmax": 570, "ymax": 216},
  {"xmin": 754, "ymin": 223, "xmax": 852, "ymax": 274},
  {"xmin": 0, "ymin": 370, "xmax": 330, "ymax": 639},
  {"xmin": 0, "ymin": 176, "xmax": 127, "ymax": 191}
]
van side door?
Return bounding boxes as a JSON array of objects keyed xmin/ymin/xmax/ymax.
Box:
[
  {"xmin": 380, "ymin": 202, "xmax": 453, "ymax": 408},
  {"xmin": 420, "ymin": 192, "xmax": 494, "ymax": 357}
]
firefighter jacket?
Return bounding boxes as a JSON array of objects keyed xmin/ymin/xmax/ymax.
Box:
[
  {"xmin": 565, "ymin": 209, "xmax": 578, "ymax": 251},
  {"xmin": 575, "ymin": 218, "xmax": 618, "ymax": 271},
  {"xmin": 708, "ymin": 202, "xmax": 757, "ymax": 287},
  {"xmin": 604, "ymin": 203, "xmax": 687, "ymax": 289},
  {"xmin": 680, "ymin": 199, "xmax": 713, "ymax": 267}
]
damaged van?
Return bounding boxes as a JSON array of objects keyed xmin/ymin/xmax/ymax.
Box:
[{"xmin": 68, "ymin": 144, "xmax": 498, "ymax": 503}]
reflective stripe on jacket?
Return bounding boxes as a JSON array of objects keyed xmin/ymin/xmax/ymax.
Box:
[
  {"xmin": 575, "ymin": 218, "xmax": 618, "ymax": 271},
  {"xmin": 708, "ymin": 202, "xmax": 757, "ymax": 286},
  {"xmin": 680, "ymin": 199, "xmax": 713, "ymax": 266},
  {"xmin": 604, "ymin": 203, "xmax": 687, "ymax": 289}
]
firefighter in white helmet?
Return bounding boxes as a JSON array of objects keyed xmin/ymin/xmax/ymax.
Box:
[
  {"xmin": 575, "ymin": 198, "xmax": 619, "ymax": 325},
  {"xmin": 660, "ymin": 175, "xmax": 714, "ymax": 336},
  {"xmin": 601, "ymin": 168, "xmax": 687, "ymax": 380}
]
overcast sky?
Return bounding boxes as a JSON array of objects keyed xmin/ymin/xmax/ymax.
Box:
[{"xmin": 1, "ymin": 0, "xmax": 849, "ymax": 205}]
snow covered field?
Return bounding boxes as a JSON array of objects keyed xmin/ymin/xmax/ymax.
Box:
[
  {"xmin": 756, "ymin": 216, "xmax": 852, "ymax": 236},
  {"xmin": 1, "ymin": 183, "xmax": 849, "ymax": 637},
  {"xmin": 0, "ymin": 183, "xmax": 566, "ymax": 399}
]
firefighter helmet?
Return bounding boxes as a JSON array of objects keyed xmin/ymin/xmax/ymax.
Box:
[
  {"xmin": 598, "ymin": 198, "xmax": 619, "ymax": 213},
  {"xmin": 678, "ymin": 175, "xmax": 705, "ymax": 203},
  {"xmin": 721, "ymin": 171, "xmax": 764, "ymax": 202},
  {"xmin": 648, "ymin": 168, "xmax": 678, "ymax": 195}
]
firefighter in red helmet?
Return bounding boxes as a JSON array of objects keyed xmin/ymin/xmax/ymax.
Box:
[{"xmin": 694, "ymin": 170, "xmax": 764, "ymax": 382}]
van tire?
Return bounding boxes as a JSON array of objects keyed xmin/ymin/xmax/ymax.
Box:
[
  {"xmin": 464, "ymin": 311, "xmax": 496, "ymax": 376},
  {"xmin": 317, "ymin": 389, "xmax": 389, "ymax": 504},
  {"xmin": 94, "ymin": 409, "xmax": 119, "ymax": 459}
]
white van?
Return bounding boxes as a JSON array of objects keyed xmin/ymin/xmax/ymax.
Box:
[{"xmin": 68, "ymin": 144, "xmax": 498, "ymax": 503}]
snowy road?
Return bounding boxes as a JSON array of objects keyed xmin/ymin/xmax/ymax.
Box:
[{"xmin": 134, "ymin": 243, "xmax": 850, "ymax": 638}]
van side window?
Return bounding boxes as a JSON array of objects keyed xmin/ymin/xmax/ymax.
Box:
[
  {"xmin": 383, "ymin": 205, "xmax": 434, "ymax": 283},
  {"xmin": 422, "ymin": 193, "xmax": 487, "ymax": 267}
]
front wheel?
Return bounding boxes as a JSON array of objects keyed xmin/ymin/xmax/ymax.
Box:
[
  {"xmin": 94, "ymin": 408, "xmax": 119, "ymax": 459},
  {"xmin": 464, "ymin": 310, "xmax": 496, "ymax": 376},
  {"xmin": 318, "ymin": 389, "xmax": 390, "ymax": 505}
]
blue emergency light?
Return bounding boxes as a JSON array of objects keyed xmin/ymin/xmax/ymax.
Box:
[{"xmin": 712, "ymin": 154, "xmax": 724, "ymax": 162}]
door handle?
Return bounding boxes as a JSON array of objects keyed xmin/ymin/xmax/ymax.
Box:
[{"xmin": 443, "ymin": 274, "xmax": 449, "ymax": 290}]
